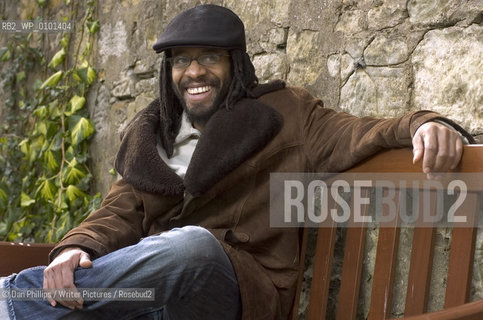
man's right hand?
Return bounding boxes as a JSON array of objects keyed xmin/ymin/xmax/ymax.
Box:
[{"xmin": 43, "ymin": 247, "xmax": 92, "ymax": 309}]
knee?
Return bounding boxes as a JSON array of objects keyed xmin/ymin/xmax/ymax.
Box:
[
  {"xmin": 167, "ymin": 226, "xmax": 227, "ymax": 266},
  {"xmin": 139, "ymin": 226, "xmax": 224, "ymax": 264},
  {"xmin": 172, "ymin": 225, "xmax": 214, "ymax": 241}
]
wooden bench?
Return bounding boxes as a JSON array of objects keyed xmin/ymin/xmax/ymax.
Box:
[
  {"xmin": 2, "ymin": 145, "xmax": 482, "ymax": 320},
  {"xmin": 292, "ymin": 145, "xmax": 483, "ymax": 319},
  {"xmin": 0, "ymin": 242, "xmax": 54, "ymax": 276}
]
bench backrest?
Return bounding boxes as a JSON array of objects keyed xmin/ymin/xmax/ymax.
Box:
[
  {"xmin": 295, "ymin": 145, "xmax": 483, "ymax": 319},
  {"xmin": 0, "ymin": 242, "xmax": 55, "ymax": 276}
]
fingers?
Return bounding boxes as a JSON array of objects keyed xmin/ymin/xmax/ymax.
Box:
[
  {"xmin": 43, "ymin": 268, "xmax": 57, "ymax": 307},
  {"xmin": 43, "ymin": 247, "xmax": 90, "ymax": 310},
  {"xmin": 412, "ymin": 133, "xmax": 424, "ymax": 165},
  {"xmin": 79, "ymin": 252, "xmax": 93, "ymax": 269},
  {"xmin": 421, "ymin": 130, "xmax": 438, "ymax": 174},
  {"xmin": 452, "ymin": 137, "xmax": 463, "ymax": 170},
  {"xmin": 60, "ymin": 266, "xmax": 84, "ymax": 309},
  {"xmin": 412, "ymin": 122, "xmax": 464, "ymax": 176}
]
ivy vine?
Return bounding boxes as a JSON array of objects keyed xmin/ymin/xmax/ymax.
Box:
[{"xmin": 0, "ymin": 0, "xmax": 101, "ymax": 243}]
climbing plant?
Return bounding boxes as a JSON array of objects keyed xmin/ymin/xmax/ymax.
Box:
[{"xmin": 0, "ymin": 0, "xmax": 101, "ymax": 243}]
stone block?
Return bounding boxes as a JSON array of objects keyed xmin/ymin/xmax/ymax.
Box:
[
  {"xmin": 99, "ymin": 21, "xmax": 128, "ymax": 64},
  {"xmin": 364, "ymin": 35, "xmax": 409, "ymax": 66},
  {"xmin": 412, "ymin": 24, "xmax": 482, "ymax": 134},
  {"xmin": 134, "ymin": 78, "xmax": 157, "ymax": 97},
  {"xmin": 340, "ymin": 66, "xmax": 411, "ymax": 117},
  {"xmin": 327, "ymin": 53, "xmax": 355, "ymax": 83},
  {"xmin": 335, "ymin": 9, "xmax": 366, "ymax": 34},
  {"xmin": 126, "ymin": 94, "xmax": 155, "ymax": 122},
  {"xmin": 286, "ymin": 30, "xmax": 325, "ymax": 85},
  {"xmin": 408, "ymin": 0, "xmax": 481, "ymax": 27},
  {"xmin": 112, "ymin": 74, "xmax": 134, "ymax": 99},
  {"xmin": 253, "ymin": 53, "xmax": 289, "ymax": 82},
  {"xmin": 367, "ymin": 0, "xmax": 408, "ymax": 30},
  {"xmin": 340, "ymin": 69, "xmax": 377, "ymax": 117}
]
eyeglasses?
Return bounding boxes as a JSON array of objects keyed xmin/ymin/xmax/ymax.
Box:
[{"xmin": 167, "ymin": 53, "xmax": 230, "ymax": 69}]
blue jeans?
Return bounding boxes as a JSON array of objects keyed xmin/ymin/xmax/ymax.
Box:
[{"xmin": 0, "ymin": 226, "xmax": 241, "ymax": 320}]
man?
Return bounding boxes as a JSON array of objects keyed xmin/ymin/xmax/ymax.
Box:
[{"xmin": 0, "ymin": 4, "xmax": 475, "ymax": 320}]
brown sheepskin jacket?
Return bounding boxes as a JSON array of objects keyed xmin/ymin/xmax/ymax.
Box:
[{"xmin": 50, "ymin": 81, "xmax": 462, "ymax": 319}]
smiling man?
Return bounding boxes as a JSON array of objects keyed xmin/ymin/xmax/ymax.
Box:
[
  {"xmin": 170, "ymin": 48, "xmax": 232, "ymax": 130},
  {"xmin": 0, "ymin": 4, "xmax": 475, "ymax": 320}
]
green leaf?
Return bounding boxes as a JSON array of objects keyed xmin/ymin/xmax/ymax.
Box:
[
  {"xmin": 37, "ymin": 0, "xmax": 47, "ymax": 8},
  {"xmin": 33, "ymin": 79, "xmax": 43, "ymax": 91},
  {"xmin": 50, "ymin": 132, "xmax": 63, "ymax": 152},
  {"xmin": 0, "ymin": 222, "xmax": 7, "ymax": 236},
  {"xmin": 46, "ymin": 230, "xmax": 53, "ymax": 243},
  {"xmin": 59, "ymin": 193, "xmax": 68, "ymax": 210},
  {"xmin": 16, "ymin": 71, "xmax": 26, "ymax": 82},
  {"xmin": 55, "ymin": 211, "xmax": 72, "ymax": 240},
  {"xmin": 8, "ymin": 232, "xmax": 21, "ymax": 242},
  {"xmin": 0, "ymin": 188, "xmax": 7, "ymax": 209},
  {"xmin": 0, "ymin": 188, "xmax": 7, "ymax": 201},
  {"xmin": 0, "ymin": 47, "xmax": 11, "ymax": 61},
  {"xmin": 36, "ymin": 178, "xmax": 56, "ymax": 201},
  {"xmin": 66, "ymin": 185, "xmax": 86, "ymax": 202},
  {"xmin": 19, "ymin": 139, "xmax": 29, "ymax": 157},
  {"xmin": 29, "ymin": 136, "xmax": 45, "ymax": 163},
  {"xmin": 44, "ymin": 149, "xmax": 59, "ymax": 170},
  {"xmin": 108, "ymin": 168, "xmax": 117, "ymax": 176},
  {"xmin": 67, "ymin": 95, "xmax": 86, "ymax": 115},
  {"xmin": 33, "ymin": 106, "xmax": 49, "ymax": 118},
  {"xmin": 76, "ymin": 67, "xmax": 96, "ymax": 85},
  {"xmin": 34, "ymin": 121, "xmax": 48, "ymax": 136},
  {"xmin": 60, "ymin": 35, "xmax": 69, "ymax": 48},
  {"xmin": 65, "ymin": 146, "xmax": 75, "ymax": 161},
  {"xmin": 62, "ymin": 159, "xmax": 87, "ymax": 184},
  {"xmin": 84, "ymin": 42, "xmax": 91, "ymax": 55},
  {"xmin": 87, "ymin": 20, "xmax": 100, "ymax": 34},
  {"xmin": 69, "ymin": 116, "xmax": 94, "ymax": 145},
  {"xmin": 40, "ymin": 71, "xmax": 63, "ymax": 90},
  {"xmin": 20, "ymin": 192, "xmax": 36, "ymax": 208},
  {"xmin": 48, "ymin": 100, "xmax": 62, "ymax": 119},
  {"xmin": 46, "ymin": 121, "xmax": 61, "ymax": 140},
  {"xmin": 87, "ymin": 67, "xmax": 96, "ymax": 84},
  {"xmin": 48, "ymin": 48, "xmax": 66, "ymax": 69}
]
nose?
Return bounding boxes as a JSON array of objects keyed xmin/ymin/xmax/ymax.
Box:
[{"xmin": 183, "ymin": 59, "xmax": 207, "ymax": 78}]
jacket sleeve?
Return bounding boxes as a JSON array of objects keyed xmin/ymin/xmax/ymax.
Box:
[
  {"xmin": 49, "ymin": 178, "xmax": 182, "ymax": 262},
  {"xmin": 293, "ymin": 87, "xmax": 449, "ymax": 172}
]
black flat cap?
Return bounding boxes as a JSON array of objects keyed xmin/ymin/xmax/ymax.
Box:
[{"xmin": 153, "ymin": 4, "xmax": 246, "ymax": 53}]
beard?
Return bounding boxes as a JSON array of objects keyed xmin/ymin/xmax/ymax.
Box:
[{"xmin": 172, "ymin": 74, "xmax": 231, "ymax": 126}]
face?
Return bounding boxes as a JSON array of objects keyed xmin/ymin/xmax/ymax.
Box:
[{"xmin": 170, "ymin": 47, "xmax": 232, "ymax": 127}]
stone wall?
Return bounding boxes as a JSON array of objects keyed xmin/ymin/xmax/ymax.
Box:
[
  {"xmin": 85, "ymin": 0, "xmax": 482, "ymax": 196},
  {"xmin": 1, "ymin": 0, "xmax": 482, "ymax": 319}
]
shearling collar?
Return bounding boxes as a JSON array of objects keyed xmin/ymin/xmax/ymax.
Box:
[{"xmin": 115, "ymin": 80, "xmax": 285, "ymax": 197}]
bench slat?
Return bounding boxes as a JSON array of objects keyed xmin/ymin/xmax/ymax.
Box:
[
  {"xmin": 368, "ymin": 209, "xmax": 400, "ymax": 320},
  {"xmin": 405, "ymin": 192, "xmax": 437, "ymax": 316},
  {"xmin": 405, "ymin": 227, "xmax": 436, "ymax": 315},
  {"xmin": 336, "ymin": 225, "xmax": 366, "ymax": 320},
  {"xmin": 308, "ymin": 197, "xmax": 339, "ymax": 319},
  {"xmin": 336, "ymin": 190, "xmax": 371, "ymax": 320},
  {"xmin": 445, "ymin": 193, "xmax": 480, "ymax": 308}
]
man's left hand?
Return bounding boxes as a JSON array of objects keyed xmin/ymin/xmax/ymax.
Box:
[{"xmin": 412, "ymin": 121, "xmax": 463, "ymax": 177}]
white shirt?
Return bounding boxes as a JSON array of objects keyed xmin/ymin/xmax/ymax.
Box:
[{"xmin": 156, "ymin": 112, "xmax": 200, "ymax": 178}]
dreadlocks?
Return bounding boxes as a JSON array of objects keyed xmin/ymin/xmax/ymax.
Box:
[{"xmin": 158, "ymin": 49, "xmax": 259, "ymax": 158}]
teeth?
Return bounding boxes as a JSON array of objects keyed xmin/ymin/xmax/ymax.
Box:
[{"xmin": 187, "ymin": 86, "xmax": 211, "ymax": 94}]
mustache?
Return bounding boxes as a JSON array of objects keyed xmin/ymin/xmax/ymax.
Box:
[{"xmin": 179, "ymin": 75, "xmax": 220, "ymax": 91}]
